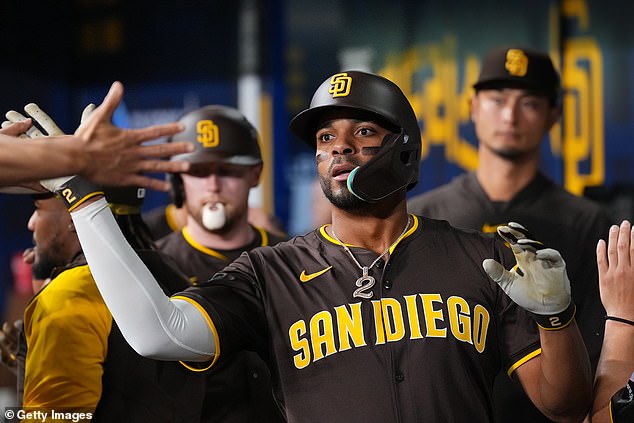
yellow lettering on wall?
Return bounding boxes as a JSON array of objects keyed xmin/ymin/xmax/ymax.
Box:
[
  {"xmin": 560, "ymin": 5, "xmax": 605, "ymax": 195},
  {"xmin": 380, "ymin": 37, "xmax": 480, "ymax": 172},
  {"xmin": 334, "ymin": 303, "xmax": 367, "ymax": 352},
  {"xmin": 309, "ymin": 311, "xmax": 337, "ymax": 362}
]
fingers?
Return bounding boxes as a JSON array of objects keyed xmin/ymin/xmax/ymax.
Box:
[
  {"xmin": 6, "ymin": 110, "xmax": 45, "ymax": 138},
  {"xmin": 118, "ymin": 174, "xmax": 172, "ymax": 192},
  {"xmin": 80, "ymin": 104, "xmax": 96, "ymax": 125},
  {"xmin": 482, "ymin": 258, "xmax": 506, "ymax": 282},
  {"xmin": 99, "ymin": 81, "xmax": 125, "ymax": 119},
  {"xmin": 126, "ymin": 123, "xmax": 185, "ymax": 145},
  {"xmin": 0, "ymin": 119, "xmax": 31, "ymax": 137},
  {"xmin": 607, "ymin": 224, "xmax": 620, "ymax": 267},
  {"xmin": 24, "ymin": 103, "xmax": 65, "ymax": 136},
  {"xmin": 617, "ymin": 220, "xmax": 632, "ymax": 268},
  {"xmin": 596, "ymin": 239, "xmax": 607, "ymax": 276},
  {"xmin": 77, "ymin": 81, "xmax": 124, "ymax": 135}
]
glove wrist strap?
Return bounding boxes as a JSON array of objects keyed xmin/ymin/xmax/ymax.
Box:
[
  {"xmin": 55, "ymin": 177, "xmax": 104, "ymax": 211},
  {"xmin": 532, "ymin": 302, "xmax": 576, "ymax": 331}
]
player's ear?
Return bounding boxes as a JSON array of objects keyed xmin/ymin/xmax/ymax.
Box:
[
  {"xmin": 248, "ymin": 164, "xmax": 263, "ymax": 188},
  {"xmin": 547, "ymin": 105, "xmax": 562, "ymax": 128},
  {"xmin": 469, "ymin": 93, "xmax": 479, "ymax": 123}
]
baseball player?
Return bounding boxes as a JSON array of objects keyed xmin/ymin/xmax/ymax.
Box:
[
  {"xmin": 52, "ymin": 71, "xmax": 590, "ymax": 422},
  {"xmin": 6, "ymin": 104, "xmax": 207, "ymax": 421},
  {"xmin": 156, "ymin": 105, "xmax": 287, "ymax": 422},
  {"xmin": 407, "ymin": 46, "xmax": 612, "ymax": 422},
  {"xmin": 0, "ymin": 81, "xmax": 189, "ymax": 191}
]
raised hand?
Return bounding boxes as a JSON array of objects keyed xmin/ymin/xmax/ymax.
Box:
[{"xmin": 483, "ymin": 222, "xmax": 574, "ymax": 329}]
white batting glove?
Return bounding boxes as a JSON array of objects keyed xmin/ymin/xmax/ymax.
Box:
[
  {"xmin": 5, "ymin": 103, "xmax": 96, "ymax": 193},
  {"xmin": 483, "ymin": 222, "xmax": 575, "ymax": 330}
]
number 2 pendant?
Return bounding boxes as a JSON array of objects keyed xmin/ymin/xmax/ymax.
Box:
[{"xmin": 352, "ymin": 267, "xmax": 375, "ymax": 299}]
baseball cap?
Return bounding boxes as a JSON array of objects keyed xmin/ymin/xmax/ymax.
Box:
[
  {"xmin": 169, "ymin": 105, "xmax": 262, "ymax": 166},
  {"xmin": 473, "ymin": 47, "xmax": 561, "ymax": 104}
]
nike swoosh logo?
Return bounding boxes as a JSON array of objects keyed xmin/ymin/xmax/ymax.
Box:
[
  {"xmin": 482, "ymin": 223, "xmax": 500, "ymax": 234},
  {"xmin": 300, "ymin": 266, "xmax": 333, "ymax": 283}
]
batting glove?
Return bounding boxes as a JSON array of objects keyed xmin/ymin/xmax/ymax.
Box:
[
  {"xmin": 482, "ymin": 222, "xmax": 575, "ymax": 330},
  {"xmin": 4, "ymin": 104, "xmax": 103, "ymax": 208}
]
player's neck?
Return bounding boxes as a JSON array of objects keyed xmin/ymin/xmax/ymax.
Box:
[
  {"xmin": 185, "ymin": 215, "xmax": 255, "ymax": 251},
  {"xmin": 329, "ymin": 201, "xmax": 409, "ymax": 255},
  {"xmin": 476, "ymin": 148, "xmax": 539, "ymax": 202}
]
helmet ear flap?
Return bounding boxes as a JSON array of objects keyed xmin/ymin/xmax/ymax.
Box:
[{"xmin": 168, "ymin": 173, "xmax": 185, "ymax": 208}]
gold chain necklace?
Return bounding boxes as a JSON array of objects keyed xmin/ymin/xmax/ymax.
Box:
[{"xmin": 331, "ymin": 215, "xmax": 411, "ymax": 299}]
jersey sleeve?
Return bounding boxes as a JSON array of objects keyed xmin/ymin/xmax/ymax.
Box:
[
  {"xmin": 177, "ymin": 251, "xmax": 270, "ymax": 368},
  {"xmin": 22, "ymin": 266, "xmax": 112, "ymax": 410}
]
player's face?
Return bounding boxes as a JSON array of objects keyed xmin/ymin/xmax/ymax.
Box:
[
  {"xmin": 182, "ymin": 162, "xmax": 261, "ymax": 234},
  {"xmin": 315, "ymin": 117, "xmax": 392, "ymax": 210},
  {"xmin": 27, "ymin": 197, "xmax": 77, "ymax": 280},
  {"xmin": 471, "ymin": 88, "xmax": 560, "ymax": 160}
]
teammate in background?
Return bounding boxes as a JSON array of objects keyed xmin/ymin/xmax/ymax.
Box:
[
  {"xmin": 143, "ymin": 203, "xmax": 285, "ymax": 241},
  {"xmin": 143, "ymin": 202, "xmax": 188, "ymax": 240},
  {"xmin": 407, "ymin": 46, "xmax": 612, "ymax": 422},
  {"xmin": 156, "ymin": 105, "xmax": 286, "ymax": 422},
  {"xmin": 21, "ymin": 186, "xmax": 206, "ymax": 421},
  {"xmin": 58, "ymin": 71, "xmax": 590, "ymax": 422},
  {"xmin": 6, "ymin": 104, "xmax": 207, "ymax": 421},
  {"xmin": 0, "ymin": 81, "xmax": 190, "ymax": 191},
  {"xmin": 591, "ymin": 220, "xmax": 634, "ymax": 422}
]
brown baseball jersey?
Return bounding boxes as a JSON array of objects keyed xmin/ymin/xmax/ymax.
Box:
[
  {"xmin": 157, "ymin": 225, "xmax": 287, "ymax": 423},
  {"xmin": 175, "ymin": 215, "xmax": 541, "ymax": 423}
]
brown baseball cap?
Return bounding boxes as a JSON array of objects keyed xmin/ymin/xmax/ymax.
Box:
[{"xmin": 473, "ymin": 47, "xmax": 561, "ymax": 104}]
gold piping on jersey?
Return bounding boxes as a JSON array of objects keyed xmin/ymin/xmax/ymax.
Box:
[
  {"xmin": 172, "ymin": 295, "xmax": 220, "ymax": 372},
  {"xmin": 182, "ymin": 225, "xmax": 270, "ymax": 263},
  {"xmin": 165, "ymin": 204, "xmax": 181, "ymax": 233},
  {"xmin": 253, "ymin": 225, "xmax": 269, "ymax": 246},
  {"xmin": 288, "ymin": 292, "xmax": 504, "ymax": 370},
  {"xmin": 507, "ymin": 348, "xmax": 542, "ymax": 377},
  {"xmin": 182, "ymin": 227, "xmax": 229, "ymax": 261},
  {"xmin": 320, "ymin": 214, "xmax": 419, "ymax": 254}
]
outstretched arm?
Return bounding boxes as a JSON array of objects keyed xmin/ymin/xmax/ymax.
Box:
[
  {"xmin": 0, "ymin": 81, "xmax": 191, "ymax": 190},
  {"xmin": 484, "ymin": 223, "xmax": 592, "ymax": 422},
  {"xmin": 591, "ymin": 221, "xmax": 634, "ymax": 423},
  {"xmin": 72, "ymin": 196, "xmax": 216, "ymax": 361}
]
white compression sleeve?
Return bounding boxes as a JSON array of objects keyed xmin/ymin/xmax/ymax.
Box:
[{"xmin": 71, "ymin": 198, "xmax": 216, "ymax": 361}]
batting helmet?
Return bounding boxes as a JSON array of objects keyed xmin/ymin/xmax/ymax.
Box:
[
  {"xmin": 289, "ymin": 71, "xmax": 421, "ymax": 203},
  {"xmin": 168, "ymin": 105, "xmax": 262, "ymax": 207}
]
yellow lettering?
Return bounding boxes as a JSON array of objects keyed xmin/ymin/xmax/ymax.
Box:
[
  {"xmin": 372, "ymin": 300, "xmax": 386, "ymax": 345},
  {"xmin": 404, "ymin": 295, "xmax": 424, "ymax": 339},
  {"xmin": 447, "ymin": 296, "xmax": 472, "ymax": 344},
  {"xmin": 473, "ymin": 304, "xmax": 490, "ymax": 353},
  {"xmin": 562, "ymin": 38, "xmax": 605, "ymax": 195},
  {"xmin": 381, "ymin": 298, "xmax": 405, "ymax": 342},
  {"xmin": 334, "ymin": 303, "xmax": 367, "ymax": 351},
  {"xmin": 61, "ymin": 188, "xmax": 76, "ymax": 204},
  {"xmin": 288, "ymin": 320, "xmax": 311, "ymax": 369},
  {"xmin": 420, "ymin": 293, "xmax": 446, "ymax": 338},
  {"xmin": 310, "ymin": 311, "xmax": 336, "ymax": 361}
]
